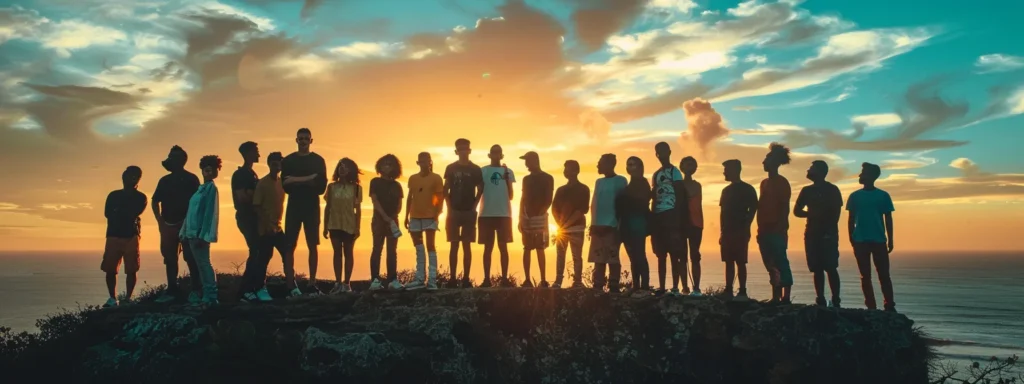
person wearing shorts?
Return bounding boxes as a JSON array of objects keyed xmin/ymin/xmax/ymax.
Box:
[
  {"xmin": 552, "ymin": 160, "xmax": 590, "ymax": 289},
  {"xmin": 405, "ymin": 152, "xmax": 444, "ymax": 290},
  {"xmin": 322, "ymin": 157, "xmax": 362, "ymax": 295},
  {"xmin": 369, "ymin": 154, "xmax": 405, "ymax": 291},
  {"xmin": 281, "ymin": 128, "xmax": 328, "ymax": 295},
  {"xmin": 443, "ymin": 138, "xmax": 483, "ymax": 288},
  {"xmin": 518, "ymin": 151, "xmax": 554, "ymax": 288},
  {"xmin": 757, "ymin": 143, "xmax": 794, "ymax": 304},
  {"xmin": 718, "ymin": 159, "xmax": 758, "ymax": 301},
  {"xmin": 589, "ymin": 154, "xmax": 627, "ymax": 292},
  {"xmin": 794, "ymin": 160, "xmax": 844, "ymax": 307},
  {"xmin": 151, "ymin": 145, "xmax": 201, "ymax": 304},
  {"xmin": 101, "ymin": 166, "xmax": 147, "ymax": 307},
  {"xmin": 650, "ymin": 142, "xmax": 691, "ymax": 295},
  {"xmin": 478, "ymin": 145, "xmax": 516, "ymax": 287}
]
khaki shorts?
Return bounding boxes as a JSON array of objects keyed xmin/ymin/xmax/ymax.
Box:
[{"xmin": 101, "ymin": 236, "xmax": 141, "ymax": 274}]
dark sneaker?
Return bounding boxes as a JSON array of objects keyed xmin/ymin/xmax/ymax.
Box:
[
  {"xmin": 654, "ymin": 288, "xmax": 667, "ymax": 297},
  {"xmin": 552, "ymin": 279, "xmax": 562, "ymax": 289},
  {"xmin": 831, "ymin": 297, "xmax": 842, "ymax": 308},
  {"xmin": 570, "ymin": 281, "xmax": 586, "ymax": 289},
  {"xmin": 539, "ymin": 281, "xmax": 550, "ymax": 288},
  {"xmin": 815, "ymin": 297, "xmax": 828, "ymax": 307},
  {"xmin": 682, "ymin": 286, "xmax": 691, "ymax": 295},
  {"xmin": 479, "ymin": 279, "xmax": 493, "ymax": 288},
  {"xmin": 522, "ymin": 280, "xmax": 534, "ymax": 288},
  {"xmin": 609, "ymin": 286, "xmax": 621, "ymax": 294},
  {"xmin": 241, "ymin": 291, "xmax": 258, "ymax": 303},
  {"xmin": 884, "ymin": 305, "xmax": 897, "ymax": 313},
  {"xmin": 780, "ymin": 299, "xmax": 793, "ymax": 305},
  {"xmin": 734, "ymin": 289, "xmax": 749, "ymax": 302},
  {"xmin": 461, "ymin": 278, "xmax": 471, "ymax": 289},
  {"xmin": 499, "ymin": 278, "xmax": 514, "ymax": 288}
]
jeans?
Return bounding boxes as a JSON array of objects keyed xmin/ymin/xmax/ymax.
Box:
[
  {"xmin": 159, "ymin": 222, "xmax": 199, "ymax": 294},
  {"xmin": 241, "ymin": 232, "xmax": 288, "ymax": 292},
  {"xmin": 188, "ymin": 238, "xmax": 218, "ymax": 303},
  {"xmin": 757, "ymin": 233, "xmax": 793, "ymax": 287},
  {"xmin": 622, "ymin": 235, "xmax": 650, "ymax": 289},
  {"xmin": 371, "ymin": 221, "xmax": 398, "ymax": 282},
  {"xmin": 555, "ymin": 232, "xmax": 584, "ymax": 285},
  {"xmin": 853, "ymin": 242, "xmax": 895, "ymax": 310},
  {"xmin": 236, "ymin": 211, "xmax": 260, "ymax": 287}
]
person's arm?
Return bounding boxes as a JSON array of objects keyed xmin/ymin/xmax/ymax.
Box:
[
  {"xmin": 433, "ymin": 176, "xmax": 444, "ymax": 218},
  {"xmin": 518, "ymin": 176, "xmax": 527, "ymax": 232},
  {"xmin": 506, "ymin": 169, "xmax": 515, "ymax": 201},
  {"xmin": 104, "ymin": 193, "xmax": 114, "ymax": 219},
  {"xmin": 541, "ymin": 176, "xmax": 554, "ymax": 213},
  {"xmin": 846, "ymin": 193, "xmax": 856, "ymax": 247},
  {"xmin": 672, "ymin": 178, "xmax": 689, "ymax": 229},
  {"xmin": 151, "ymin": 180, "xmax": 163, "ymax": 224},
  {"xmin": 132, "ymin": 194, "xmax": 149, "ymax": 218},
  {"xmin": 885, "ymin": 212, "xmax": 894, "ymax": 253},
  {"xmin": 793, "ymin": 188, "xmax": 808, "ymax": 218},
  {"xmin": 562, "ymin": 185, "xmax": 589, "ymax": 227},
  {"xmin": 313, "ymin": 156, "xmax": 328, "ymax": 195},
  {"xmin": 232, "ymin": 172, "xmax": 255, "ymax": 206},
  {"xmin": 354, "ymin": 185, "xmax": 363, "ymax": 238},
  {"xmin": 746, "ymin": 187, "xmax": 758, "ymax": 226},
  {"xmin": 474, "ymin": 170, "xmax": 484, "ymax": 212},
  {"xmin": 323, "ymin": 184, "xmax": 332, "ymax": 238},
  {"xmin": 404, "ymin": 180, "xmax": 413, "ymax": 229},
  {"xmin": 443, "ymin": 167, "xmax": 453, "ymax": 212}
]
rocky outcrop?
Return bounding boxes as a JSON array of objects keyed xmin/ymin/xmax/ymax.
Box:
[{"xmin": 1, "ymin": 282, "xmax": 930, "ymax": 384}]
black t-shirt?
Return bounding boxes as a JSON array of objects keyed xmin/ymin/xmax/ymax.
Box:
[
  {"xmin": 231, "ymin": 167, "xmax": 259, "ymax": 212},
  {"xmin": 522, "ymin": 171, "xmax": 554, "ymax": 217},
  {"xmin": 281, "ymin": 152, "xmax": 328, "ymax": 208},
  {"xmin": 105, "ymin": 189, "xmax": 148, "ymax": 238},
  {"xmin": 444, "ymin": 161, "xmax": 483, "ymax": 212},
  {"xmin": 796, "ymin": 181, "xmax": 844, "ymax": 236},
  {"xmin": 370, "ymin": 177, "xmax": 403, "ymax": 222},
  {"xmin": 720, "ymin": 181, "xmax": 758, "ymax": 236},
  {"xmin": 152, "ymin": 170, "xmax": 200, "ymax": 224},
  {"xmin": 553, "ymin": 182, "xmax": 590, "ymax": 228}
]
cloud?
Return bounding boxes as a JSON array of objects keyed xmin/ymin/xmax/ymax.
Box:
[
  {"xmin": 870, "ymin": 159, "xmax": 1024, "ymax": 203},
  {"xmin": 680, "ymin": 98, "xmax": 728, "ymax": 159},
  {"xmin": 950, "ymin": 157, "xmax": 981, "ymax": 176},
  {"xmin": 975, "ymin": 54, "xmax": 1024, "ymax": 74},
  {"xmin": 579, "ymin": 108, "xmax": 612, "ymax": 141},
  {"xmin": 0, "ymin": 6, "xmax": 46, "ymax": 44},
  {"xmin": 744, "ymin": 54, "xmax": 767, "ymax": 64},
  {"xmin": 601, "ymin": 82, "xmax": 711, "ymax": 122},
  {"xmin": 881, "ymin": 158, "xmax": 935, "ymax": 170},
  {"xmin": 568, "ymin": 0, "xmax": 648, "ymax": 53},
  {"xmin": 21, "ymin": 84, "xmax": 139, "ymax": 141},
  {"xmin": 851, "ymin": 113, "xmax": 901, "ymax": 128},
  {"xmin": 330, "ymin": 41, "xmax": 405, "ymax": 58}
]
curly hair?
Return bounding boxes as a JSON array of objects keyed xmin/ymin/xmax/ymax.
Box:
[
  {"xmin": 768, "ymin": 142, "xmax": 792, "ymax": 165},
  {"xmin": 332, "ymin": 157, "xmax": 362, "ymax": 184},
  {"xmin": 199, "ymin": 155, "xmax": 222, "ymax": 170},
  {"xmin": 375, "ymin": 154, "xmax": 402, "ymax": 179}
]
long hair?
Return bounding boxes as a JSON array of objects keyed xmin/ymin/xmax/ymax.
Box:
[
  {"xmin": 375, "ymin": 154, "xmax": 402, "ymax": 179},
  {"xmin": 332, "ymin": 158, "xmax": 362, "ymax": 184}
]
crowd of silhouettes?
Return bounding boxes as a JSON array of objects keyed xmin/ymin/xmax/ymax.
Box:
[{"xmin": 101, "ymin": 128, "xmax": 897, "ymax": 312}]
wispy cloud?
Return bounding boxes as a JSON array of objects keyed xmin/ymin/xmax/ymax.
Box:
[
  {"xmin": 975, "ymin": 54, "xmax": 1024, "ymax": 73},
  {"xmin": 851, "ymin": 113, "xmax": 901, "ymax": 128}
]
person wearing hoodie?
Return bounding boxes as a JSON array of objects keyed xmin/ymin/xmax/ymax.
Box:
[{"xmin": 151, "ymin": 146, "xmax": 202, "ymax": 304}]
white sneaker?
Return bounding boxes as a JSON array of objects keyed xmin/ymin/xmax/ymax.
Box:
[
  {"xmin": 369, "ymin": 279, "xmax": 383, "ymax": 291},
  {"xmin": 405, "ymin": 280, "xmax": 426, "ymax": 290},
  {"xmin": 689, "ymin": 288, "xmax": 703, "ymax": 297},
  {"xmin": 388, "ymin": 280, "xmax": 404, "ymax": 290},
  {"xmin": 188, "ymin": 292, "xmax": 202, "ymax": 304},
  {"xmin": 241, "ymin": 292, "xmax": 258, "ymax": 303},
  {"xmin": 103, "ymin": 297, "xmax": 118, "ymax": 308},
  {"xmin": 329, "ymin": 284, "xmax": 344, "ymax": 295},
  {"xmin": 288, "ymin": 287, "xmax": 303, "ymax": 298},
  {"xmin": 427, "ymin": 282, "xmax": 439, "ymax": 291},
  {"xmin": 256, "ymin": 287, "xmax": 273, "ymax": 302}
]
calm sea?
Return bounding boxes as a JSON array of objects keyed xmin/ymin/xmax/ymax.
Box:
[{"xmin": 0, "ymin": 249, "xmax": 1021, "ymax": 365}]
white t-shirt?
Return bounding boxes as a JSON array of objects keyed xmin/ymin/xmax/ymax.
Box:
[
  {"xmin": 652, "ymin": 165, "xmax": 683, "ymax": 213},
  {"xmin": 480, "ymin": 165, "xmax": 516, "ymax": 217}
]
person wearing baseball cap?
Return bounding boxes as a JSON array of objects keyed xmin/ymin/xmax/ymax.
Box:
[
  {"xmin": 152, "ymin": 146, "xmax": 202, "ymax": 304},
  {"xmin": 518, "ymin": 151, "xmax": 554, "ymax": 288}
]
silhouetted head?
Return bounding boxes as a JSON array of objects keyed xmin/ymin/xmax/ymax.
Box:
[
  {"xmin": 417, "ymin": 152, "xmax": 433, "ymax": 173},
  {"xmin": 122, "ymin": 166, "xmax": 142, "ymax": 189},
  {"xmin": 161, "ymin": 145, "xmax": 187, "ymax": 172},
  {"xmin": 454, "ymin": 138, "xmax": 471, "ymax": 161},
  {"xmin": 680, "ymin": 156, "xmax": 697, "ymax": 176},
  {"xmin": 626, "ymin": 156, "xmax": 644, "ymax": 179},
  {"xmin": 520, "ymin": 151, "xmax": 540, "ymax": 172},
  {"xmin": 807, "ymin": 160, "xmax": 829, "ymax": 182},
  {"xmin": 723, "ymin": 159, "xmax": 741, "ymax": 182},
  {"xmin": 563, "ymin": 160, "xmax": 580, "ymax": 181},
  {"xmin": 762, "ymin": 142, "xmax": 791, "ymax": 173},
  {"xmin": 488, "ymin": 145, "xmax": 504, "ymax": 164},
  {"xmin": 267, "ymin": 152, "xmax": 283, "ymax": 175},
  {"xmin": 296, "ymin": 128, "xmax": 313, "ymax": 152},
  {"xmin": 859, "ymin": 162, "xmax": 881, "ymax": 186},
  {"xmin": 376, "ymin": 154, "xmax": 402, "ymax": 179},
  {"xmin": 333, "ymin": 158, "xmax": 361, "ymax": 184},
  {"xmin": 598, "ymin": 153, "xmax": 616, "ymax": 176},
  {"xmin": 199, "ymin": 155, "xmax": 222, "ymax": 181},
  {"xmin": 655, "ymin": 142, "xmax": 671, "ymax": 165},
  {"xmin": 239, "ymin": 141, "xmax": 260, "ymax": 164}
]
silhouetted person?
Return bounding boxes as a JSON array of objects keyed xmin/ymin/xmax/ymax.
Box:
[
  {"xmin": 323, "ymin": 158, "xmax": 362, "ymax": 294},
  {"xmin": 101, "ymin": 166, "xmax": 147, "ymax": 307},
  {"xmin": 650, "ymin": 142, "xmax": 690, "ymax": 295},
  {"xmin": 552, "ymin": 160, "xmax": 589, "ymax": 289},
  {"xmin": 719, "ymin": 160, "xmax": 757, "ymax": 301},
  {"xmin": 369, "ymin": 154, "xmax": 404, "ymax": 291},
  {"xmin": 520, "ymin": 151, "xmax": 554, "ymax": 288},
  {"xmin": 242, "ymin": 152, "xmax": 286, "ymax": 302},
  {"xmin": 758, "ymin": 143, "xmax": 794, "ymax": 304},
  {"xmin": 443, "ymin": 138, "xmax": 484, "ymax": 288},
  {"xmin": 680, "ymin": 156, "xmax": 703, "ymax": 295},
  {"xmin": 847, "ymin": 162, "xmax": 897, "ymax": 312},
  {"xmin": 621, "ymin": 156, "xmax": 652, "ymax": 295},
  {"xmin": 479, "ymin": 145, "xmax": 516, "ymax": 287},
  {"xmin": 281, "ymin": 128, "xmax": 328, "ymax": 297},
  {"xmin": 232, "ymin": 141, "xmax": 260, "ymax": 300},
  {"xmin": 181, "ymin": 155, "xmax": 222, "ymax": 306},
  {"xmin": 589, "ymin": 154, "xmax": 628, "ymax": 292},
  {"xmin": 151, "ymin": 146, "xmax": 201, "ymax": 304},
  {"xmin": 794, "ymin": 160, "xmax": 843, "ymax": 307},
  {"xmin": 405, "ymin": 152, "xmax": 444, "ymax": 290}
]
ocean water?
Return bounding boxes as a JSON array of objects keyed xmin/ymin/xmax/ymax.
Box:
[{"xmin": 0, "ymin": 249, "xmax": 1021, "ymax": 366}]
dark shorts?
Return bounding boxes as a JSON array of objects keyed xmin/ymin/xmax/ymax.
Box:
[
  {"xmin": 650, "ymin": 209, "xmax": 683, "ymax": 257},
  {"xmin": 285, "ymin": 202, "xmax": 321, "ymax": 248},
  {"xmin": 329, "ymin": 230, "xmax": 356, "ymax": 243},
  {"xmin": 522, "ymin": 228, "xmax": 550, "ymax": 250},
  {"xmin": 101, "ymin": 236, "xmax": 140, "ymax": 274},
  {"xmin": 478, "ymin": 216, "xmax": 513, "ymax": 245},
  {"xmin": 446, "ymin": 210, "xmax": 477, "ymax": 243},
  {"xmin": 720, "ymin": 232, "xmax": 750, "ymax": 264},
  {"xmin": 805, "ymin": 234, "xmax": 840, "ymax": 272}
]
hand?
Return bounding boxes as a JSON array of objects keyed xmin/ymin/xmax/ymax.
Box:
[
  {"xmin": 404, "ymin": 217, "xmax": 410, "ymax": 230},
  {"xmin": 518, "ymin": 221, "xmax": 525, "ymax": 233},
  {"xmin": 353, "ymin": 231, "xmax": 360, "ymax": 240},
  {"xmin": 887, "ymin": 240, "xmax": 894, "ymax": 254},
  {"xmin": 323, "ymin": 228, "xmax": 330, "ymax": 239}
]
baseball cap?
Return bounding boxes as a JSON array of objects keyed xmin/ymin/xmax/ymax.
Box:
[{"xmin": 520, "ymin": 151, "xmax": 539, "ymax": 161}]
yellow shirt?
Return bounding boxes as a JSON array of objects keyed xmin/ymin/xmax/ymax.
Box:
[
  {"xmin": 253, "ymin": 175, "xmax": 285, "ymax": 236},
  {"xmin": 325, "ymin": 182, "xmax": 361, "ymax": 233},
  {"xmin": 407, "ymin": 173, "xmax": 444, "ymax": 219}
]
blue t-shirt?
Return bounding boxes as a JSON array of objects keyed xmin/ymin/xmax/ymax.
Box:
[
  {"xmin": 591, "ymin": 175, "xmax": 628, "ymax": 228},
  {"xmin": 652, "ymin": 165, "xmax": 683, "ymax": 213},
  {"xmin": 846, "ymin": 188, "xmax": 894, "ymax": 243}
]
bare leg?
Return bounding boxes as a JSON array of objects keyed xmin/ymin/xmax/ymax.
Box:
[
  {"xmin": 105, "ymin": 272, "xmax": 117, "ymax": 299},
  {"xmin": 537, "ymin": 248, "xmax": 547, "ymax": 283},
  {"xmin": 498, "ymin": 241, "xmax": 510, "ymax": 279},
  {"xmin": 126, "ymin": 273, "xmax": 137, "ymax": 299}
]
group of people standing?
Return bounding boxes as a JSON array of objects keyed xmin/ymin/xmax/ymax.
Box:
[{"xmin": 99, "ymin": 128, "xmax": 898, "ymax": 312}]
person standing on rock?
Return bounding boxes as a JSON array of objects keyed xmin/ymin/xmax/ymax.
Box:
[
  {"xmin": 443, "ymin": 139, "xmax": 483, "ymax": 288},
  {"xmin": 719, "ymin": 159, "xmax": 757, "ymax": 301},
  {"xmin": 368, "ymin": 154, "xmax": 405, "ymax": 291},
  {"xmin": 180, "ymin": 155, "xmax": 222, "ymax": 306},
  {"xmin": 621, "ymin": 156, "xmax": 652, "ymax": 296},
  {"xmin": 323, "ymin": 158, "xmax": 362, "ymax": 294},
  {"xmin": 405, "ymin": 152, "xmax": 444, "ymax": 291},
  {"xmin": 650, "ymin": 142, "xmax": 690, "ymax": 296},
  {"xmin": 281, "ymin": 128, "xmax": 328, "ymax": 297},
  {"xmin": 519, "ymin": 151, "xmax": 554, "ymax": 288},
  {"xmin": 232, "ymin": 142, "xmax": 261, "ymax": 301},
  {"xmin": 478, "ymin": 145, "xmax": 516, "ymax": 287},
  {"xmin": 101, "ymin": 166, "xmax": 147, "ymax": 307},
  {"xmin": 679, "ymin": 156, "xmax": 703, "ymax": 296},
  {"xmin": 794, "ymin": 160, "xmax": 843, "ymax": 308},
  {"xmin": 589, "ymin": 154, "xmax": 628, "ymax": 293},
  {"xmin": 757, "ymin": 143, "xmax": 794, "ymax": 305},
  {"xmin": 151, "ymin": 146, "xmax": 201, "ymax": 304},
  {"xmin": 847, "ymin": 162, "xmax": 897, "ymax": 312},
  {"xmin": 552, "ymin": 160, "xmax": 589, "ymax": 289},
  {"xmin": 242, "ymin": 152, "xmax": 288, "ymax": 302}
]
